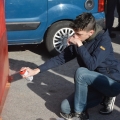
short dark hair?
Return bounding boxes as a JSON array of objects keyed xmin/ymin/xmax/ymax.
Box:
[{"xmin": 70, "ymin": 12, "xmax": 96, "ymax": 31}]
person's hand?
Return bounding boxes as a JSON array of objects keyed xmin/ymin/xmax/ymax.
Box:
[
  {"xmin": 20, "ymin": 67, "xmax": 40, "ymax": 78},
  {"xmin": 67, "ymin": 35, "xmax": 83, "ymax": 47}
]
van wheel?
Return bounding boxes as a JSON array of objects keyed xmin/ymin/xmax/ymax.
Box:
[{"xmin": 45, "ymin": 21, "xmax": 74, "ymax": 56}]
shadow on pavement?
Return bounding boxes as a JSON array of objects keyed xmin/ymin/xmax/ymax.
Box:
[
  {"xmin": 27, "ymin": 70, "xmax": 74, "ymax": 116},
  {"xmin": 9, "ymin": 58, "xmax": 75, "ymax": 116}
]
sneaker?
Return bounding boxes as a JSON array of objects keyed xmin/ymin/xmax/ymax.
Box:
[
  {"xmin": 60, "ymin": 111, "xmax": 89, "ymax": 120},
  {"xmin": 60, "ymin": 112, "xmax": 73, "ymax": 120},
  {"xmin": 99, "ymin": 96, "xmax": 116, "ymax": 115},
  {"xmin": 72, "ymin": 111, "xmax": 89, "ymax": 120}
]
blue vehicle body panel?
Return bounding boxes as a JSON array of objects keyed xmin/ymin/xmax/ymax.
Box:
[
  {"xmin": 5, "ymin": 0, "xmax": 47, "ymax": 44},
  {"xmin": 47, "ymin": 0, "xmax": 104, "ymax": 25},
  {"xmin": 5, "ymin": 0, "xmax": 105, "ymax": 45}
]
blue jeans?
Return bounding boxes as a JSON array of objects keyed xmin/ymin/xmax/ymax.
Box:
[{"xmin": 61, "ymin": 67, "xmax": 120, "ymax": 114}]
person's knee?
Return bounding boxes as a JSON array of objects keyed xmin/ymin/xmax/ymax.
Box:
[
  {"xmin": 74, "ymin": 67, "xmax": 88, "ymax": 82},
  {"xmin": 76, "ymin": 67, "xmax": 87, "ymax": 75},
  {"xmin": 61, "ymin": 99, "xmax": 71, "ymax": 114}
]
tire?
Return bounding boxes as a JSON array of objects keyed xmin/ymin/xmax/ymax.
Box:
[{"xmin": 45, "ymin": 21, "xmax": 74, "ymax": 56}]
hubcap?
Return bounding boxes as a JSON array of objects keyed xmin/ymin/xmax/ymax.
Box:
[{"xmin": 53, "ymin": 27, "xmax": 74, "ymax": 53}]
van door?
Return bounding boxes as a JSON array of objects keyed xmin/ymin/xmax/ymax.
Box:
[{"xmin": 5, "ymin": 0, "xmax": 47, "ymax": 44}]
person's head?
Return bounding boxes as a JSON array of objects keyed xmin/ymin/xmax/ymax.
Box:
[{"xmin": 70, "ymin": 12, "xmax": 96, "ymax": 41}]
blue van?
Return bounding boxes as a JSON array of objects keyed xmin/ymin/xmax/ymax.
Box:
[{"xmin": 5, "ymin": 0, "xmax": 105, "ymax": 56}]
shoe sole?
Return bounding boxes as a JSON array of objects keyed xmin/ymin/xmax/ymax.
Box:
[{"xmin": 99, "ymin": 97, "xmax": 116, "ymax": 115}]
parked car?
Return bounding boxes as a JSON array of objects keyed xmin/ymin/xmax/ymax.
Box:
[{"xmin": 5, "ymin": 0, "xmax": 105, "ymax": 56}]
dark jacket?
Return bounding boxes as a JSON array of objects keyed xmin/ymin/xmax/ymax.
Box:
[{"xmin": 39, "ymin": 30, "xmax": 120, "ymax": 82}]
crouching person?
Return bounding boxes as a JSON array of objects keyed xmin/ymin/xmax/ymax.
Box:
[
  {"xmin": 60, "ymin": 13, "xmax": 120, "ymax": 120},
  {"xmin": 21, "ymin": 13, "xmax": 120, "ymax": 120}
]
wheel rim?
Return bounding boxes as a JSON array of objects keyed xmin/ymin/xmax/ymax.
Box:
[{"xmin": 53, "ymin": 27, "xmax": 74, "ymax": 53}]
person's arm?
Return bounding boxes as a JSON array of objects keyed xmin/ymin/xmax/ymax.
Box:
[
  {"xmin": 77, "ymin": 35, "xmax": 112, "ymax": 70},
  {"xmin": 38, "ymin": 45, "xmax": 75, "ymax": 72},
  {"xmin": 20, "ymin": 46, "xmax": 75, "ymax": 78}
]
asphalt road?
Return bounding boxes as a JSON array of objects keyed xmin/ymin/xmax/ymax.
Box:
[{"xmin": 1, "ymin": 19, "xmax": 120, "ymax": 120}]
